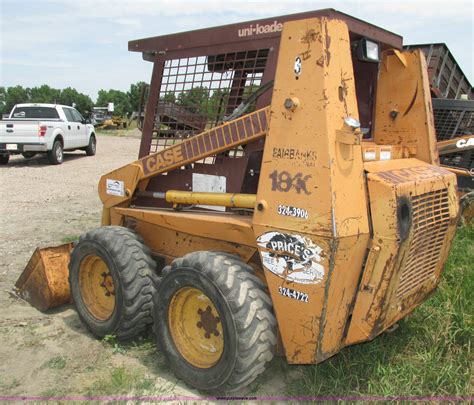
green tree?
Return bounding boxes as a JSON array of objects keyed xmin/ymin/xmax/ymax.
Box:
[
  {"xmin": 4, "ymin": 85, "xmax": 30, "ymax": 114},
  {"xmin": 128, "ymin": 81, "xmax": 148, "ymax": 112},
  {"xmin": 96, "ymin": 89, "xmax": 132, "ymax": 117},
  {"xmin": 59, "ymin": 87, "xmax": 93, "ymax": 116},
  {"xmin": 29, "ymin": 85, "xmax": 61, "ymax": 104},
  {"xmin": 0, "ymin": 87, "xmax": 6, "ymax": 115},
  {"xmin": 177, "ymin": 86, "xmax": 209, "ymax": 114},
  {"xmin": 160, "ymin": 92, "xmax": 176, "ymax": 103},
  {"xmin": 207, "ymin": 88, "xmax": 229, "ymax": 121}
]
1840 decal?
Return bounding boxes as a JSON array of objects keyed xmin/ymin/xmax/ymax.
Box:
[
  {"xmin": 277, "ymin": 204, "xmax": 309, "ymax": 219},
  {"xmin": 278, "ymin": 286, "xmax": 309, "ymax": 303},
  {"xmin": 269, "ymin": 170, "xmax": 311, "ymax": 195}
]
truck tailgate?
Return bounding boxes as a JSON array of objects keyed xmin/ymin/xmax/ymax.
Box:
[{"xmin": 0, "ymin": 121, "xmax": 41, "ymax": 144}]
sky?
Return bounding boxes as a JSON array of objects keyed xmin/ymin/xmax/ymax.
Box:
[{"xmin": 1, "ymin": 0, "xmax": 473, "ymax": 101}]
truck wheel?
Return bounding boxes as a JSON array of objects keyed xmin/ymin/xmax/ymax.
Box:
[
  {"xmin": 154, "ymin": 251, "xmax": 277, "ymax": 392},
  {"xmin": 47, "ymin": 140, "xmax": 63, "ymax": 165},
  {"xmin": 69, "ymin": 226, "xmax": 158, "ymax": 340},
  {"xmin": 0, "ymin": 154, "xmax": 9, "ymax": 165},
  {"xmin": 85, "ymin": 135, "xmax": 96, "ymax": 156}
]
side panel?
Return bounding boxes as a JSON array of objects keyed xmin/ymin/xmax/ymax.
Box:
[
  {"xmin": 111, "ymin": 207, "xmax": 257, "ymax": 266},
  {"xmin": 345, "ymin": 159, "xmax": 459, "ymax": 345},
  {"xmin": 252, "ymin": 18, "xmax": 370, "ymax": 364},
  {"xmin": 113, "ymin": 207, "xmax": 257, "ymax": 249},
  {"xmin": 373, "ymin": 49, "xmax": 439, "ymax": 165},
  {"xmin": 130, "ymin": 220, "xmax": 256, "ymax": 265}
]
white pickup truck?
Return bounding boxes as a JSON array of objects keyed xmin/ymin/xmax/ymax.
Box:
[{"xmin": 0, "ymin": 103, "xmax": 96, "ymax": 165}]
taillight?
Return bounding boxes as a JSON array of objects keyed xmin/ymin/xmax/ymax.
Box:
[{"xmin": 39, "ymin": 125, "xmax": 47, "ymax": 137}]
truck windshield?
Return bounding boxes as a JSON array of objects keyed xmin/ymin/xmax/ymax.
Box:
[{"xmin": 11, "ymin": 106, "xmax": 60, "ymax": 119}]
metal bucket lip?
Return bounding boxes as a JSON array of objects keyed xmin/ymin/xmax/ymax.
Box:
[{"xmin": 15, "ymin": 243, "xmax": 74, "ymax": 312}]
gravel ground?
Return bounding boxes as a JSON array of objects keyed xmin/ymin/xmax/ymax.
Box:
[{"xmin": 0, "ymin": 133, "xmax": 292, "ymax": 399}]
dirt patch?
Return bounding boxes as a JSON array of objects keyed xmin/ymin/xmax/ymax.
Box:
[{"xmin": 0, "ymin": 134, "xmax": 293, "ymax": 399}]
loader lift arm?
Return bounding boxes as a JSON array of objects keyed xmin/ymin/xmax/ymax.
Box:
[
  {"xmin": 98, "ymin": 107, "xmax": 270, "ymax": 222},
  {"xmin": 437, "ymin": 134, "xmax": 474, "ymax": 179},
  {"xmin": 437, "ymin": 134, "xmax": 474, "ymax": 155}
]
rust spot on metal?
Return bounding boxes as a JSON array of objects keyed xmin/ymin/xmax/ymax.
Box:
[
  {"xmin": 316, "ymin": 238, "xmax": 338, "ymax": 359},
  {"xmin": 338, "ymin": 85, "xmax": 347, "ymax": 102},
  {"xmin": 324, "ymin": 21, "xmax": 331, "ymax": 66},
  {"xmin": 197, "ymin": 305, "xmax": 221, "ymax": 338},
  {"xmin": 301, "ymin": 29, "xmax": 318, "ymax": 44},
  {"xmin": 403, "ymin": 83, "xmax": 418, "ymax": 116},
  {"xmin": 301, "ymin": 50, "xmax": 312, "ymax": 60}
]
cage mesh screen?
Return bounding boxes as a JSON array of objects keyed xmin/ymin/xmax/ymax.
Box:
[
  {"xmin": 149, "ymin": 49, "xmax": 270, "ymax": 162},
  {"xmin": 433, "ymin": 100, "xmax": 473, "ymax": 171},
  {"xmin": 433, "ymin": 103, "xmax": 474, "ymax": 141},
  {"xmin": 440, "ymin": 150, "xmax": 474, "ymax": 170}
]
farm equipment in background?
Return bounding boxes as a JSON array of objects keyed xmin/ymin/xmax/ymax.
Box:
[
  {"xmin": 91, "ymin": 106, "xmax": 113, "ymax": 125},
  {"xmin": 432, "ymin": 99, "xmax": 474, "ymax": 193},
  {"xmin": 15, "ymin": 9, "xmax": 470, "ymax": 392},
  {"xmin": 96, "ymin": 116, "xmax": 128, "ymax": 130},
  {"xmin": 406, "ymin": 43, "xmax": 473, "ymax": 198},
  {"xmin": 92, "ymin": 103, "xmax": 128, "ymax": 129},
  {"xmin": 404, "ymin": 43, "xmax": 472, "ymax": 100}
]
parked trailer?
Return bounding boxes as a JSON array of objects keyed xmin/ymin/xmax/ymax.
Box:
[{"xmin": 404, "ymin": 43, "xmax": 473, "ymax": 100}]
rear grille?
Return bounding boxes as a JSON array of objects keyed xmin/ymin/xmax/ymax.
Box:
[{"xmin": 396, "ymin": 189, "xmax": 451, "ymax": 298}]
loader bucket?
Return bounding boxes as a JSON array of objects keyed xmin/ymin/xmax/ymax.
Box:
[{"xmin": 14, "ymin": 243, "xmax": 73, "ymax": 311}]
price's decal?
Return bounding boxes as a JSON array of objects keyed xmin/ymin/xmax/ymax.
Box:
[
  {"xmin": 278, "ymin": 286, "xmax": 309, "ymax": 303},
  {"xmin": 257, "ymin": 231, "xmax": 325, "ymax": 285},
  {"xmin": 277, "ymin": 204, "xmax": 309, "ymax": 219}
]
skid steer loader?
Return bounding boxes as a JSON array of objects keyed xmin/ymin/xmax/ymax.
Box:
[{"xmin": 16, "ymin": 11, "xmax": 462, "ymax": 392}]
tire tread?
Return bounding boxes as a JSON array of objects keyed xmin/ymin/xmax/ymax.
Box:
[
  {"xmin": 70, "ymin": 226, "xmax": 159, "ymax": 340},
  {"xmin": 155, "ymin": 250, "xmax": 276, "ymax": 392}
]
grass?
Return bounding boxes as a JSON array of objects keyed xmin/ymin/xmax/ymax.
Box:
[
  {"xmin": 96, "ymin": 120, "xmax": 140, "ymax": 138},
  {"xmin": 102, "ymin": 333, "xmax": 156, "ymax": 355},
  {"xmin": 41, "ymin": 355, "xmax": 67, "ymax": 370},
  {"xmin": 86, "ymin": 367, "xmax": 155, "ymax": 396},
  {"xmin": 102, "ymin": 334, "xmax": 127, "ymax": 354},
  {"xmin": 60, "ymin": 234, "xmax": 79, "ymax": 243},
  {"xmin": 40, "ymin": 387, "xmax": 68, "ymax": 398},
  {"xmin": 287, "ymin": 223, "xmax": 473, "ymax": 397},
  {"xmin": 0, "ymin": 377, "xmax": 20, "ymax": 392}
]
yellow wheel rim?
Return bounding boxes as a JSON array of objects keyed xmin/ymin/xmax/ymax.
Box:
[
  {"xmin": 168, "ymin": 287, "xmax": 224, "ymax": 368},
  {"xmin": 79, "ymin": 255, "xmax": 116, "ymax": 321}
]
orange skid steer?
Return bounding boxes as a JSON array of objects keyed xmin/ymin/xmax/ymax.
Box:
[{"xmin": 16, "ymin": 13, "xmax": 464, "ymax": 392}]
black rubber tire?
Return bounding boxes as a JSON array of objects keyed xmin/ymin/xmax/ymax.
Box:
[
  {"xmin": 47, "ymin": 140, "xmax": 63, "ymax": 165},
  {"xmin": 154, "ymin": 251, "xmax": 277, "ymax": 392},
  {"xmin": 85, "ymin": 135, "xmax": 96, "ymax": 156},
  {"xmin": 0, "ymin": 154, "xmax": 9, "ymax": 165},
  {"xmin": 22, "ymin": 152, "xmax": 36, "ymax": 159},
  {"xmin": 69, "ymin": 226, "xmax": 159, "ymax": 340}
]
